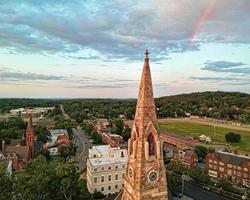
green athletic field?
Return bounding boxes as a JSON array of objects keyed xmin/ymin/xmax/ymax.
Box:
[{"xmin": 159, "ymin": 120, "xmax": 250, "ymax": 152}]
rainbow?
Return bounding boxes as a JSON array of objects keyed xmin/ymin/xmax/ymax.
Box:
[{"xmin": 188, "ymin": 0, "xmax": 215, "ymax": 48}]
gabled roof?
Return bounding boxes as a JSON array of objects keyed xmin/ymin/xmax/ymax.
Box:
[{"xmin": 5, "ymin": 145, "xmax": 30, "ymax": 159}]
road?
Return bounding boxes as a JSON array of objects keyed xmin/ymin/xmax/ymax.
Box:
[
  {"xmin": 183, "ymin": 182, "xmax": 230, "ymax": 200},
  {"xmin": 72, "ymin": 126, "xmax": 92, "ymax": 169},
  {"xmin": 60, "ymin": 104, "xmax": 92, "ymax": 170}
]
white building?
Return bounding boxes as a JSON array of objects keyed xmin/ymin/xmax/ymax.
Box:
[
  {"xmin": 45, "ymin": 129, "xmax": 69, "ymax": 156},
  {"xmin": 199, "ymin": 135, "xmax": 212, "ymax": 143},
  {"xmin": 87, "ymin": 145, "xmax": 127, "ymax": 195}
]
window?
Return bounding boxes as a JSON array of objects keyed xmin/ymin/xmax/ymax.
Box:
[
  {"xmin": 122, "ymin": 172, "xmax": 125, "ymax": 179},
  {"xmin": 227, "ymin": 164, "xmax": 232, "ymax": 168},
  {"xmin": 121, "ymin": 151, "xmax": 124, "ymax": 157},
  {"xmin": 108, "ymin": 174, "xmax": 111, "ymax": 181},
  {"xmin": 101, "ymin": 175, "xmax": 104, "ymax": 182},
  {"xmin": 219, "ymin": 162, "xmax": 224, "ymax": 166},
  {"xmin": 94, "ymin": 168, "xmax": 97, "ymax": 172},
  {"xmin": 108, "ymin": 166, "xmax": 111, "ymax": 170},
  {"xmin": 115, "ymin": 185, "xmax": 118, "ymax": 189},
  {"xmin": 244, "ymin": 168, "xmax": 248, "ymax": 172},
  {"xmin": 94, "ymin": 188, "xmax": 97, "ymax": 193},
  {"xmin": 122, "ymin": 165, "xmax": 125, "ymax": 168},
  {"xmin": 115, "ymin": 174, "xmax": 118, "ymax": 180},
  {"xmin": 147, "ymin": 133, "xmax": 155, "ymax": 156},
  {"xmin": 101, "ymin": 187, "xmax": 104, "ymax": 192},
  {"xmin": 102, "ymin": 167, "xmax": 104, "ymax": 170},
  {"xmin": 115, "ymin": 165, "xmax": 118, "ymax": 169},
  {"xmin": 237, "ymin": 166, "xmax": 242, "ymax": 170},
  {"xmin": 108, "ymin": 186, "xmax": 111, "ymax": 190},
  {"xmin": 94, "ymin": 177, "xmax": 97, "ymax": 183},
  {"xmin": 219, "ymin": 167, "xmax": 224, "ymax": 172},
  {"xmin": 209, "ymin": 160, "xmax": 212, "ymax": 163}
]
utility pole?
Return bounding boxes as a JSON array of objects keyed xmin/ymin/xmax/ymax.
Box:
[
  {"xmin": 181, "ymin": 174, "xmax": 185, "ymax": 195},
  {"xmin": 213, "ymin": 124, "xmax": 216, "ymax": 137}
]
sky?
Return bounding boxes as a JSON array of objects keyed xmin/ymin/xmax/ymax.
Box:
[{"xmin": 0, "ymin": 0, "xmax": 249, "ymax": 98}]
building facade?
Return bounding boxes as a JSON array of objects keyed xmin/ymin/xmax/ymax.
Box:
[
  {"xmin": 205, "ymin": 150, "xmax": 250, "ymax": 187},
  {"xmin": 87, "ymin": 145, "xmax": 127, "ymax": 195},
  {"xmin": 122, "ymin": 50, "xmax": 168, "ymax": 200},
  {"xmin": 102, "ymin": 133, "xmax": 124, "ymax": 147},
  {"xmin": 0, "ymin": 115, "xmax": 35, "ymax": 171},
  {"xmin": 172, "ymin": 148, "xmax": 198, "ymax": 169}
]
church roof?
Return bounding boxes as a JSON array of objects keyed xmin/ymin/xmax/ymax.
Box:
[
  {"xmin": 134, "ymin": 50, "xmax": 158, "ymax": 134},
  {"xmin": 5, "ymin": 145, "xmax": 30, "ymax": 159}
]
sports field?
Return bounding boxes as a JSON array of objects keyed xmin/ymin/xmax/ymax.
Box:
[{"xmin": 159, "ymin": 120, "xmax": 250, "ymax": 152}]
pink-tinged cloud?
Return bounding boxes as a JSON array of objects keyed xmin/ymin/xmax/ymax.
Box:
[{"xmin": 189, "ymin": 0, "xmax": 215, "ymax": 48}]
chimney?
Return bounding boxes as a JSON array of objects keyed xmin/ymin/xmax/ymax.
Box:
[{"xmin": 2, "ymin": 140, "xmax": 5, "ymax": 153}]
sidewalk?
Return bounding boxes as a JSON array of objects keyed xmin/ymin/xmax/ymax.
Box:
[{"xmin": 173, "ymin": 195, "xmax": 194, "ymax": 200}]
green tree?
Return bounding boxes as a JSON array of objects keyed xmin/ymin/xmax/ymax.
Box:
[
  {"xmin": 0, "ymin": 163, "xmax": 13, "ymax": 200},
  {"xmin": 188, "ymin": 168, "xmax": 210, "ymax": 184},
  {"xmin": 58, "ymin": 143, "xmax": 77, "ymax": 160},
  {"xmin": 225, "ymin": 132, "xmax": 241, "ymax": 143},
  {"xmin": 55, "ymin": 160, "xmax": 79, "ymax": 200},
  {"xmin": 34, "ymin": 125, "xmax": 51, "ymax": 143},
  {"xmin": 195, "ymin": 145, "xmax": 208, "ymax": 160}
]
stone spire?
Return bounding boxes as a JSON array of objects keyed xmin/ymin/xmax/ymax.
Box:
[
  {"xmin": 26, "ymin": 114, "xmax": 35, "ymax": 158},
  {"xmin": 134, "ymin": 49, "xmax": 158, "ymax": 135},
  {"xmin": 122, "ymin": 50, "xmax": 168, "ymax": 200},
  {"xmin": 26, "ymin": 114, "xmax": 34, "ymax": 133}
]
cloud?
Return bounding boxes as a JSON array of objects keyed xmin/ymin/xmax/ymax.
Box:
[
  {"xmin": 0, "ymin": 0, "xmax": 249, "ymax": 60},
  {"xmin": 190, "ymin": 76, "xmax": 250, "ymax": 85},
  {"xmin": 0, "ymin": 68, "xmax": 64, "ymax": 81},
  {"xmin": 202, "ymin": 61, "xmax": 250, "ymax": 74}
]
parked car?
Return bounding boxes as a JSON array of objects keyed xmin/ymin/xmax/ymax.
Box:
[
  {"xmin": 202, "ymin": 186, "xmax": 210, "ymax": 190},
  {"xmin": 176, "ymin": 192, "xmax": 183, "ymax": 198}
]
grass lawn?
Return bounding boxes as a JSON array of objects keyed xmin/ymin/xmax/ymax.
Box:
[{"xmin": 159, "ymin": 120, "xmax": 250, "ymax": 152}]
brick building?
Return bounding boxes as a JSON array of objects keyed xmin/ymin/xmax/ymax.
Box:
[
  {"xmin": 0, "ymin": 115, "xmax": 36, "ymax": 171},
  {"xmin": 172, "ymin": 148, "xmax": 198, "ymax": 169},
  {"xmin": 205, "ymin": 150, "xmax": 250, "ymax": 187},
  {"xmin": 102, "ymin": 133, "xmax": 124, "ymax": 147}
]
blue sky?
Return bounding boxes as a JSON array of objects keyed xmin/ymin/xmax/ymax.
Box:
[{"xmin": 0, "ymin": 0, "xmax": 249, "ymax": 98}]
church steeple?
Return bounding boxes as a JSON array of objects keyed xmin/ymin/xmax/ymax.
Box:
[
  {"xmin": 134, "ymin": 49, "xmax": 158, "ymax": 135},
  {"xmin": 26, "ymin": 114, "xmax": 35, "ymax": 158},
  {"xmin": 122, "ymin": 50, "xmax": 168, "ymax": 200}
]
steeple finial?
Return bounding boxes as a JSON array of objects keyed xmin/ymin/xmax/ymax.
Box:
[{"xmin": 145, "ymin": 49, "xmax": 149, "ymax": 59}]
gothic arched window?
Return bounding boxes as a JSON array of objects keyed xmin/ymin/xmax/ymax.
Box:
[{"xmin": 147, "ymin": 133, "xmax": 155, "ymax": 156}]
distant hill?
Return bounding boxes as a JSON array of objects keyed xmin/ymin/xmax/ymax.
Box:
[
  {"xmin": 156, "ymin": 91, "xmax": 250, "ymax": 124},
  {"xmin": 0, "ymin": 91, "xmax": 249, "ymax": 124}
]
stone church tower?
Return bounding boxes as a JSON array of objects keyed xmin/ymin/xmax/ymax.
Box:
[
  {"xmin": 26, "ymin": 114, "xmax": 35, "ymax": 158},
  {"xmin": 122, "ymin": 50, "xmax": 168, "ymax": 200}
]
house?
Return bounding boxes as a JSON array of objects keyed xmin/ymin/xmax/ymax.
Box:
[
  {"xmin": 102, "ymin": 133, "xmax": 124, "ymax": 147},
  {"xmin": 87, "ymin": 145, "xmax": 127, "ymax": 195},
  {"xmin": 205, "ymin": 150, "xmax": 250, "ymax": 187},
  {"xmin": 165, "ymin": 146, "xmax": 198, "ymax": 169},
  {"xmin": 44, "ymin": 129, "xmax": 70, "ymax": 156}
]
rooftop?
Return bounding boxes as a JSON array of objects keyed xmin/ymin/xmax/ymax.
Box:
[
  {"xmin": 215, "ymin": 150, "xmax": 250, "ymax": 166},
  {"xmin": 88, "ymin": 145, "xmax": 127, "ymax": 167}
]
